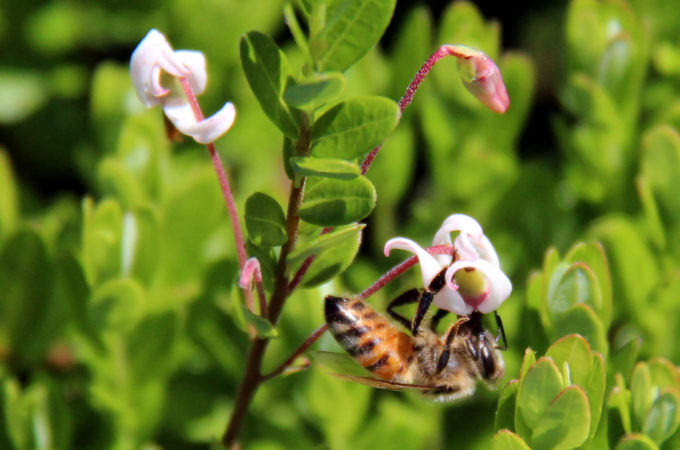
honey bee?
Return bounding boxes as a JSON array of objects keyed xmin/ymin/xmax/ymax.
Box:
[{"xmin": 320, "ymin": 295, "xmax": 505, "ymax": 402}]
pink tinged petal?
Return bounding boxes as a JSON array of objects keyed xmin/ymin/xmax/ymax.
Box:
[
  {"xmin": 239, "ymin": 257, "xmax": 262, "ymax": 289},
  {"xmin": 444, "ymin": 259, "xmax": 512, "ymax": 314},
  {"xmin": 443, "ymin": 45, "xmax": 510, "ymax": 114},
  {"xmin": 384, "ymin": 237, "xmax": 443, "ymax": 286},
  {"xmin": 164, "ymin": 101, "xmax": 236, "ymax": 144}
]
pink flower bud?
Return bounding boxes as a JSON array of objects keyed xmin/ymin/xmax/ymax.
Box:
[{"xmin": 443, "ymin": 45, "xmax": 510, "ymax": 114}]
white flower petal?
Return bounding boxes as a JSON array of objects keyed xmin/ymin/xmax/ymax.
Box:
[
  {"xmin": 130, "ymin": 29, "xmax": 191, "ymax": 107},
  {"xmin": 476, "ymin": 235, "xmax": 500, "ymax": 268},
  {"xmin": 164, "ymin": 101, "xmax": 236, "ymax": 144},
  {"xmin": 384, "ymin": 237, "xmax": 443, "ymax": 286},
  {"xmin": 444, "ymin": 259, "xmax": 512, "ymax": 314},
  {"xmin": 433, "ymin": 288, "xmax": 471, "ymax": 316},
  {"xmin": 434, "ymin": 214, "xmax": 484, "ymax": 262},
  {"xmin": 175, "ymin": 50, "xmax": 207, "ymax": 95}
]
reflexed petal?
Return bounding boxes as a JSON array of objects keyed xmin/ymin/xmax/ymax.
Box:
[
  {"xmin": 130, "ymin": 29, "xmax": 191, "ymax": 107},
  {"xmin": 444, "ymin": 259, "xmax": 512, "ymax": 314},
  {"xmin": 476, "ymin": 235, "xmax": 500, "ymax": 268},
  {"xmin": 175, "ymin": 50, "xmax": 207, "ymax": 95},
  {"xmin": 164, "ymin": 101, "xmax": 236, "ymax": 144},
  {"xmin": 384, "ymin": 237, "xmax": 443, "ymax": 286},
  {"xmin": 433, "ymin": 214, "xmax": 484, "ymax": 261}
]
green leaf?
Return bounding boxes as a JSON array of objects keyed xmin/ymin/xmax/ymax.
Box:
[
  {"xmin": 517, "ymin": 357, "xmax": 564, "ymax": 430},
  {"xmin": 545, "ymin": 335, "xmax": 593, "ymax": 387},
  {"xmin": 82, "ymin": 197, "xmax": 123, "ymax": 285},
  {"xmin": 245, "ymin": 192, "xmax": 287, "ymax": 247},
  {"xmin": 0, "ymin": 151, "xmax": 18, "ymax": 241},
  {"xmin": 611, "ymin": 337, "xmax": 642, "ymax": 385},
  {"xmin": 587, "ymin": 352, "xmax": 607, "ymax": 439},
  {"xmin": 0, "ymin": 230, "xmax": 50, "ymax": 362},
  {"xmin": 310, "ymin": 0, "xmax": 396, "ymax": 72},
  {"xmin": 89, "ymin": 278, "xmax": 145, "ymax": 332},
  {"xmin": 311, "ymin": 96, "xmax": 400, "ymax": 160},
  {"xmin": 128, "ymin": 312, "xmax": 179, "ymax": 383},
  {"xmin": 519, "ymin": 347, "xmax": 537, "ymax": 379},
  {"xmin": 290, "ymin": 156, "xmax": 360, "ymax": 180},
  {"xmin": 240, "ymin": 31, "xmax": 300, "ymax": 138},
  {"xmin": 553, "ymin": 303, "xmax": 608, "ymax": 356},
  {"xmin": 631, "ymin": 363, "xmax": 654, "ymax": 431},
  {"xmin": 97, "ymin": 158, "xmax": 147, "ymax": 209},
  {"xmin": 493, "ymin": 429, "xmax": 531, "ymax": 450},
  {"xmin": 531, "ymin": 386, "xmax": 591, "ymax": 450},
  {"xmin": 565, "ymin": 241, "xmax": 612, "ymax": 328},
  {"xmin": 648, "ymin": 359, "xmax": 680, "ymax": 389},
  {"xmin": 283, "ymin": 72, "xmax": 345, "ymax": 110},
  {"xmin": 299, "ymin": 176, "xmax": 376, "ymax": 226},
  {"xmin": 288, "ymin": 224, "xmax": 365, "ymax": 265},
  {"xmin": 616, "ymin": 433, "xmax": 660, "ymax": 450},
  {"xmin": 495, "ymin": 380, "xmax": 518, "ymax": 432},
  {"xmin": 640, "ymin": 125, "xmax": 680, "ymax": 222},
  {"xmin": 548, "ymin": 262, "xmax": 602, "ymax": 320},
  {"xmin": 0, "ymin": 70, "xmax": 48, "ymax": 124},
  {"xmin": 643, "ymin": 390, "xmax": 680, "ymax": 444},
  {"xmin": 241, "ymin": 306, "xmax": 278, "ymax": 338},
  {"xmin": 295, "ymin": 225, "xmax": 364, "ymax": 287}
]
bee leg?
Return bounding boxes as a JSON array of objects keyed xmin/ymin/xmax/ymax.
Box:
[
  {"xmin": 412, "ymin": 290, "xmax": 434, "ymax": 336},
  {"xmin": 436, "ymin": 317, "xmax": 470, "ymax": 374},
  {"xmin": 494, "ymin": 311, "xmax": 508, "ymax": 351},
  {"xmin": 430, "ymin": 308, "xmax": 449, "ymax": 331},
  {"xmin": 412, "ymin": 269, "xmax": 447, "ymax": 336},
  {"xmin": 387, "ymin": 288, "xmax": 421, "ymax": 331}
]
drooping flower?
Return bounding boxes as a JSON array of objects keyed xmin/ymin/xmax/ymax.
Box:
[
  {"xmin": 129, "ymin": 29, "xmax": 236, "ymax": 144},
  {"xmin": 384, "ymin": 214, "xmax": 512, "ymax": 316},
  {"xmin": 443, "ymin": 45, "xmax": 510, "ymax": 114}
]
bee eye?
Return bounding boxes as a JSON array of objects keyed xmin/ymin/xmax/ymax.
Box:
[{"xmin": 480, "ymin": 345, "xmax": 496, "ymax": 378}]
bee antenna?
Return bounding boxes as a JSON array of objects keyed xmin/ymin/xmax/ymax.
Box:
[{"xmin": 494, "ymin": 311, "xmax": 508, "ymax": 351}]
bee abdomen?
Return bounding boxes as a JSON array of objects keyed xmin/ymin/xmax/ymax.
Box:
[{"xmin": 324, "ymin": 295, "xmax": 415, "ymax": 382}]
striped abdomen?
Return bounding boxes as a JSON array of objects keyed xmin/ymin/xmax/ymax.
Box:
[{"xmin": 324, "ymin": 295, "xmax": 416, "ymax": 382}]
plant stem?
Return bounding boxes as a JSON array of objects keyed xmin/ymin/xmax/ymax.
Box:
[
  {"xmin": 261, "ymin": 323, "xmax": 328, "ymax": 381},
  {"xmin": 221, "ymin": 119, "xmax": 312, "ymax": 448}
]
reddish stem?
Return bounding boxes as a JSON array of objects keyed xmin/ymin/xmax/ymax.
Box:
[
  {"xmin": 261, "ymin": 323, "xmax": 328, "ymax": 381},
  {"xmin": 178, "ymin": 78, "xmax": 254, "ymax": 312},
  {"xmin": 360, "ymin": 46, "xmax": 450, "ymax": 175},
  {"xmin": 358, "ymin": 244, "xmax": 454, "ymax": 300},
  {"xmin": 288, "ymin": 227, "xmax": 332, "ymax": 293}
]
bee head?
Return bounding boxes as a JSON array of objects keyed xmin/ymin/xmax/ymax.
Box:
[{"xmin": 462, "ymin": 313, "xmax": 505, "ymax": 381}]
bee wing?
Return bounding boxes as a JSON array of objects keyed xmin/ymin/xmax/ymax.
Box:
[
  {"xmin": 311, "ymin": 351, "xmax": 373, "ymax": 378},
  {"xmin": 312, "ymin": 351, "xmax": 437, "ymax": 392}
]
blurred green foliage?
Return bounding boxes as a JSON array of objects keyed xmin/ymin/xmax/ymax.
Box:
[{"xmin": 1, "ymin": 0, "xmax": 680, "ymax": 448}]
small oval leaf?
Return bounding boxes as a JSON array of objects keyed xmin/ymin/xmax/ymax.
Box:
[
  {"xmin": 240, "ymin": 31, "xmax": 300, "ymax": 138},
  {"xmin": 245, "ymin": 193, "xmax": 287, "ymax": 247},
  {"xmin": 299, "ymin": 176, "xmax": 376, "ymax": 226},
  {"xmin": 311, "ymin": 96, "xmax": 400, "ymax": 160},
  {"xmin": 518, "ymin": 357, "xmax": 564, "ymax": 430},
  {"xmin": 531, "ymin": 386, "xmax": 591, "ymax": 450},
  {"xmin": 311, "ymin": 0, "xmax": 397, "ymax": 72},
  {"xmin": 493, "ymin": 430, "xmax": 531, "ymax": 450},
  {"xmin": 290, "ymin": 156, "xmax": 360, "ymax": 180},
  {"xmin": 283, "ymin": 72, "xmax": 345, "ymax": 110}
]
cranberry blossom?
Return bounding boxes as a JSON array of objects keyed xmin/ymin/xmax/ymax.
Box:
[
  {"xmin": 130, "ymin": 29, "xmax": 236, "ymax": 144},
  {"xmin": 384, "ymin": 214, "xmax": 512, "ymax": 316}
]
